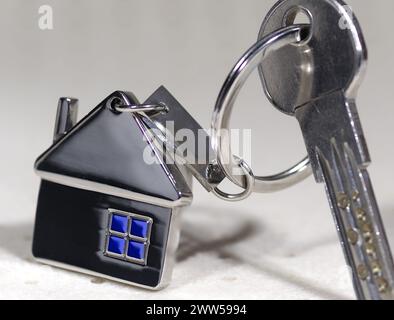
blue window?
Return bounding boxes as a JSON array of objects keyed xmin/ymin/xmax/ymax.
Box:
[
  {"xmin": 105, "ymin": 209, "xmax": 152, "ymax": 265},
  {"xmin": 127, "ymin": 241, "xmax": 145, "ymax": 260},
  {"xmin": 131, "ymin": 219, "xmax": 149, "ymax": 238},
  {"xmin": 108, "ymin": 236, "xmax": 125, "ymax": 255},
  {"xmin": 111, "ymin": 214, "xmax": 128, "ymax": 234}
]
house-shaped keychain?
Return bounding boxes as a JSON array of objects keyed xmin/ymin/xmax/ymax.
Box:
[{"xmin": 33, "ymin": 88, "xmax": 193, "ymax": 289}]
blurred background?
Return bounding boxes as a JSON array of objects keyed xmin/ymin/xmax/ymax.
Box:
[{"xmin": 0, "ymin": 0, "xmax": 393, "ymax": 299}]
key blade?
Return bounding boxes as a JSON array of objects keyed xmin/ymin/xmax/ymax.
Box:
[
  {"xmin": 317, "ymin": 142, "xmax": 394, "ymax": 299},
  {"xmin": 297, "ymin": 92, "xmax": 394, "ymax": 299},
  {"xmin": 295, "ymin": 90, "xmax": 370, "ymax": 183}
]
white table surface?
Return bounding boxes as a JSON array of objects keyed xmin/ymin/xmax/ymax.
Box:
[{"xmin": 0, "ymin": 0, "xmax": 393, "ymax": 299}]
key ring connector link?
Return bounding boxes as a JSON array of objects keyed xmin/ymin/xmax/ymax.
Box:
[
  {"xmin": 114, "ymin": 103, "xmax": 167, "ymax": 116},
  {"xmin": 212, "ymin": 157, "xmax": 255, "ymax": 201}
]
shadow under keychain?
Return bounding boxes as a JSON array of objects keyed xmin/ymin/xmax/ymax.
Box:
[{"xmin": 32, "ymin": 0, "xmax": 394, "ymax": 299}]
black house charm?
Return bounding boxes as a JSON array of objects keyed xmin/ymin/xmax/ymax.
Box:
[{"xmin": 33, "ymin": 89, "xmax": 193, "ymax": 289}]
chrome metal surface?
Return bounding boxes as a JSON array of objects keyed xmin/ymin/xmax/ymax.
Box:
[
  {"xmin": 53, "ymin": 97, "xmax": 78, "ymax": 143},
  {"xmin": 258, "ymin": 0, "xmax": 367, "ymax": 115},
  {"xmin": 259, "ymin": 0, "xmax": 394, "ymax": 300},
  {"xmin": 36, "ymin": 91, "xmax": 193, "ymax": 209},
  {"xmin": 212, "ymin": 25, "xmax": 312, "ymax": 193},
  {"xmin": 35, "ymin": 170, "xmax": 192, "ymax": 208}
]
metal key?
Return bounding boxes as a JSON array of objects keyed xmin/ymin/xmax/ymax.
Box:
[{"xmin": 258, "ymin": 0, "xmax": 394, "ymax": 299}]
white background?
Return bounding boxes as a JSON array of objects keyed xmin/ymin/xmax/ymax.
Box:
[{"xmin": 0, "ymin": 0, "xmax": 393, "ymax": 299}]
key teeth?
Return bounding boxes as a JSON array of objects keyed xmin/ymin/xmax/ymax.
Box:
[{"xmin": 320, "ymin": 138, "xmax": 394, "ymax": 299}]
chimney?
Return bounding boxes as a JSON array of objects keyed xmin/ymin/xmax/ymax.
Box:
[{"xmin": 53, "ymin": 97, "xmax": 78, "ymax": 143}]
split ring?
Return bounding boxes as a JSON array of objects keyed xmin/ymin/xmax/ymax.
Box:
[{"xmin": 212, "ymin": 157, "xmax": 255, "ymax": 201}]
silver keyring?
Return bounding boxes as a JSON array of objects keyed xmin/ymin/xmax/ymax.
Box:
[{"xmin": 211, "ymin": 24, "xmax": 312, "ymax": 193}]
